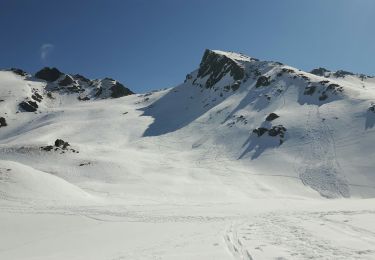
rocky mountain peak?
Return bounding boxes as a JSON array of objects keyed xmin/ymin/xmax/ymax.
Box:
[
  {"xmin": 32, "ymin": 67, "xmax": 134, "ymax": 101},
  {"xmin": 35, "ymin": 67, "xmax": 63, "ymax": 82},
  {"xmin": 196, "ymin": 49, "xmax": 251, "ymax": 89}
]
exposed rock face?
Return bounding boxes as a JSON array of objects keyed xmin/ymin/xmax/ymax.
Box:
[
  {"xmin": 304, "ymin": 86, "xmax": 316, "ymax": 95},
  {"xmin": 253, "ymin": 124, "xmax": 287, "ymax": 145},
  {"xmin": 319, "ymin": 84, "xmax": 343, "ymax": 101},
  {"xmin": 33, "ymin": 67, "xmax": 135, "ymax": 99},
  {"xmin": 303, "ymin": 81, "xmax": 344, "ymax": 103},
  {"xmin": 268, "ymin": 125, "xmax": 286, "ymax": 138},
  {"xmin": 19, "ymin": 101, "xmax": 38, "ymax": 112},
  {"xmin": 58, "ymin": 75, "xmax": 75, "ymax": 86},
  {"xmin": 310, "ymin": 67, "xmax": 330, "ymax": 76},
  {"xmin": 310, "ymin": 67, "xmax": 373, "ymax": 80},
  {"xmin": 73, "ymin": 74, "xmax": 90, "ymax": 83},
  {"xmin": 41, "ymin": 139, "xmax": 78, "ymax": 153},
  {"xmin": 55, "ymin": 139, "xmax": 70, "ymax": 149},
  {"xmin": 110, "ymin": 81, "xmax": 134, "ymax": 98},
  {"xmin": 41, "ymin": 145, "xmax": 54, "ymax": 151},
  {"xmin": 253, "ymin": 127, "xmax": 268, "ymax": 137},
  {"xmin": 255, "ymin": 76, "xmax": 271, "ymax": 88},
  {"xmin": 266, "ymin": 113, "xmax": 279, "ymax": 121},
  {"xmin": 9, "ymin": 68, "xmax": 28, "ymax": 77},
  {"xmin": 0, "ymin": 117, "xmax": 7, "ymax": 127},
  {"xmin": 7, "ymin": 66, "xmax": 134, "ymax": 105},
  {"xmin": 31, "ymin": 92, "xmax": 43, "ymax": 102},
  {"xmin": 333, "ymin": 70, "xmax": 354, "ymax": 78},
  {"xmin": 35, "ymin": 67, "xmax": 63, "ymax": 82},
  {"xmin": 197, "ymin": 49, "xmax": 245, "ymax": 88}
]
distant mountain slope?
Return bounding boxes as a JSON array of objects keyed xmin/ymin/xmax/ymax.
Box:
[
  {"xmin": 1, "ymin": 49, "xmax": 375, "ymax": 201},
  {"xmin": 0, "ymin": 67, "xmax": 133, "ymax": 113}
]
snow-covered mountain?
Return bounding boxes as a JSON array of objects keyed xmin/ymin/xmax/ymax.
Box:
[
  {"xmin": 1, "ymin": 50, "xmax": 375, "ymax": 259},
  {"xmin": 3, "ymin": 67, "xmax": 133, "ymax": 112},
  {"xmin": 142, "ymin": 49, "xmax": 375, "ymax": 198}
]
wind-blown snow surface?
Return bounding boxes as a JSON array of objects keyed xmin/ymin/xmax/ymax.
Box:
[{"xmin": 1, "ymin": 50, "xmax": 375, "ymax": 259}]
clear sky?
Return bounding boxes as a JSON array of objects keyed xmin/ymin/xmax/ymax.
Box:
[{"xmin": 1, "ymin": 0, "xmax": 374, "ymax": 93}]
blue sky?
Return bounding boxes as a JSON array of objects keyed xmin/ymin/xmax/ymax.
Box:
[{"xmin": 1, "ymin": 0, "xmax": 374, "ymax": 93}]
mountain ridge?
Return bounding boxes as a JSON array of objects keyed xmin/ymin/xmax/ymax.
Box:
[{"xmin": 1, "ymin": 49, "xmax": 375, "ymax": 199}]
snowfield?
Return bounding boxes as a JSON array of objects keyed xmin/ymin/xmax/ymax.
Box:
[{"xmin": 1, "ymin": 50, "xmax": 375, "ymax": 259}]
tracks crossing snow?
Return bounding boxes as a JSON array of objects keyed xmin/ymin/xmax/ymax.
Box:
[{"xmin": 297, "ymin": 106, "xmax": 349, "ymax": 198}]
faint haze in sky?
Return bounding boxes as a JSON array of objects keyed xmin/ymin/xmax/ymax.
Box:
[
  {"xmin": 40, "ymin": 43, "xmax": 54, "ymax": 63},
  {"xmin": 0, "ymin": 0, "xmax": 374, "ymax": 92}
]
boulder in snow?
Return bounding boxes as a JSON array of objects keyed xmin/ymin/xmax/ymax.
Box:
[
  {"xmin": 19, "ymin": 100, "xmax": 38, "ymax": 112},
  {"xmin": 0, "ymin": 117, "xmax": 7, "ymax": 127},
  {"xmin": 266, "ymin": 113, "xmax": 279, "ymax": 121}
]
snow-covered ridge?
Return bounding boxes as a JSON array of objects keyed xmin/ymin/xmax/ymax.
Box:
[
  {"xmin": 1, "ymin": 48, "xmax": 375, "ymax": 201},
  {"xmin": 310, "ymin": 66, "xmax": 374, "ymax": 80},
  {"xmin": 211, "ymin": 49, "xmax": 256, "ymax": 62},
  {"xmin": 34, "ymin": 67, "xmax": 134, "ymax": 101},
  {"xmin": 0, "ymin": 67, "xmax": 134, "ymax": 114}
]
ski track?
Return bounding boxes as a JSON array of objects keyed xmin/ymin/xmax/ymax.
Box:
[
  {"xmin": 298, "ymin": 106, "xmax": 349, "ymax": 198},
  {"xmin": 225, "ymin": 211, "xmax": 375, "ymax": 260}
]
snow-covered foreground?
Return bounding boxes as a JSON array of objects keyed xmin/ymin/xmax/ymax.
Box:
[
  {"xmin": 1, "ymin": 200, "xmax": 375, "ymax": 259},
  {"xmin": 1, "ymin": 50, "xmax": 375, "ymax": 259}
]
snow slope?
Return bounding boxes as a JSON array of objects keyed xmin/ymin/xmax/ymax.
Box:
[{"xmin": 1, "ymin": 50, "xmax": 375, "ymax": 259}]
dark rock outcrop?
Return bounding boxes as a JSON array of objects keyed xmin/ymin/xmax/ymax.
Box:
[
  {"xmin": 0, "ymin": 117, "xmax": 7, "ymax": 127},
  {"xmin": 41, "ymin": 139, "xmax": 78, "ymax": 153},
  {"xmin": 304, "ymin": 86, "xmax": 316, "ymax": 95},
  {"xmin": 253, "ymin": 127, "xmax": 268, "ymax": 137},
  {"xmin": 255, "ymin": 76, "xmax": 271, "ymax": 88},
  {"xmin": 35, "ymin": 67, "xmax": 62, "ymax": 82},
  {"xmin": 333, "ymin": 70, "xmax": 354, "ymax": 78},
  {"xmin": 266, "ymin": 113, "xmax": 279, "ymax": 121},
  {"xmin": 58, "ymin": 75, "xmax": 75, "ymax": 86},
  {"xmin": 41, "ymin": 145, "xmax": 54, "ymax": 151},
  {"xmin": 310, "ymin": 67, "xmax": 330, "ymax": 76},
  {"xmin": 327, "ymin": 83, "xmax": 341, "ymax": 91},
  {"xmin": 253, "ymin": 124, "xmax": 287, "ymax": 144},
  {"xmin": 94, "ymin": 87, "xmax": 103, "ymax": 97},
  {"xmin": 268, "ymin": 125, "xmax": 286, "ymax": 138},
  {"xmin": 230, "ymin": 81, "xmax": 241, "ymax": 91},
  {"xmin": 197, "ymin": 49, "xmax": 245, "ymax": 89},
  {"xmin": 110, "ymin": 82, "xmax": 134, "ymax": 98},
  {"xmin": 19, "ymin": 101, "xmax": 38, "ymax": 112},
  {"xmin": 55, "ymin": 139, "xmax": 70, "ymax": 149},
  {"xmin": 73, "ymin": 74, "xmax": 90, "ymax": 83},
  {"xmin": 9, "ymin": 68, "xmax": 28, "ymax": 77},
  {"xmin": 31, "ymin": 93, "xmax": 43, "ymax": 102}
]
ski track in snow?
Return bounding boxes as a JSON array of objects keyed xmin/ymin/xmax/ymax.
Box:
[
  {"xmin": 225, "ymin": 210, "xmax": 375, "ymax": 260},
  {"xmin": 298, "ymin": 106, "xmax": 349, "ymax": 198}
]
